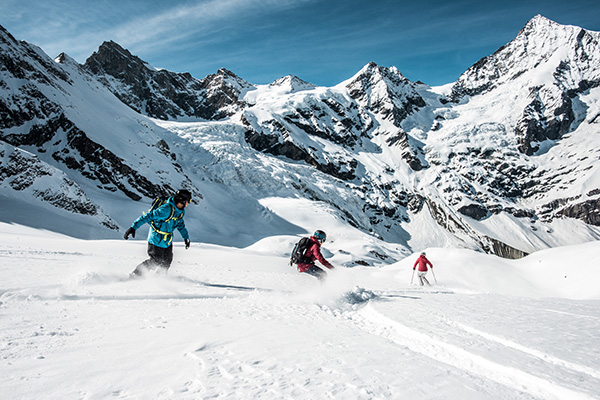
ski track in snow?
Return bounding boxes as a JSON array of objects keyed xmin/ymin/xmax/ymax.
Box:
[
  {"xmin": 442, "ymin": 318, "xmax": 600, "ymax": 381},
  {"xmin": 332, "ymin": 301, "xmax": 598, "ymax": 400}
]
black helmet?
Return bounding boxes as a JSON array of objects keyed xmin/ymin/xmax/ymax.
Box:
[
  {"xmin": 174, "ymin": 189, "xmax": 192, "ymax": 205},
  {"xmin": 314, "ymin": 230, "xmax": 327, "ymax": 243}
]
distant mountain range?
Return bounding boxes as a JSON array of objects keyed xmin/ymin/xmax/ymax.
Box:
[{"xmin": 1, "ymin": 15, "xmax": 599, "ymax": 260}]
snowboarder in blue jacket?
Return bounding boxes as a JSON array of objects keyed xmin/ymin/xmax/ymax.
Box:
[{"xmin": 124, "ymin": 189, "xmax": 192, "ymax": 277}]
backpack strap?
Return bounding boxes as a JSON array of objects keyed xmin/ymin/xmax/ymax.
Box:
[
  {"xmin": 150, "ymin": 224, "xmax": 174, "ymax": 245},
  {"xmin": 150, "ymin": 205, "xmax": 178, "ymax": 245}
]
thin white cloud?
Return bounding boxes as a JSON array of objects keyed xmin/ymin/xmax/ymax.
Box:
[
  {"xmin": 3, "ymin": 0, "xmax": 315, "ymax": 62},
  {"xmin": 103, "ymin": 0, "xmax": 316, "ymax": 55}
]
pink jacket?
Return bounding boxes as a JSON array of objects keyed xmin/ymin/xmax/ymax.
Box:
[
  {"xmin": 297, "ymin": 236, "xmax": 334, "ymax": 272},
  {"xmin": 413, "ymin": 255, "xmax": 433, "ymax": 272}
]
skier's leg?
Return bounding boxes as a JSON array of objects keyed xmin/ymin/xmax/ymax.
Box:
[
  {"xmin": 131, "ymin": 259, "xmax": 153, "ymax": 277},
  {"xmin": 131, "ymin": 243, "xmax": 162, "ymax": 276},
  {"xmin": 418, "ymin": 271, "xmax": 425, "ymax": 286},
  {"xmin": 155, "ymin": 245, "xmax": 174, "ymax": 275},
  {"xmin": 304, "ymin": 265, "xmax": 327, "ymax": 281},
  {"xmin": 423, "ymin": 276, "xmax": 430, "ymax": 286}
]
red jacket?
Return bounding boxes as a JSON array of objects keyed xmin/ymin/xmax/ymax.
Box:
[
  {"xmin": 413, "ymin": 255, "xmax": 433, "ymax": 272},
  {"xmin": 297, "ymin": 236, "xmax": 334, "ymax": 273}
]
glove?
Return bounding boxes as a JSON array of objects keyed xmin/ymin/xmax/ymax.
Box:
[
  {"xmin": 124, "ymin": 227, "xmax": 136, "ymax": 240},
  {"xmin": 185, "ymin": 239, "xmax": 191, "ymax": 249}
]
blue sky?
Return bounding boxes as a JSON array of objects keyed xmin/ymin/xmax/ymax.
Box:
[{"xmin": 2, "ymin": 0, "xmax": 600, "ymax": 86}]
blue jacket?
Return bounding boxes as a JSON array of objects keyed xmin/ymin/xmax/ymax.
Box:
[{"xmin": 131, "ymin": 197, "xmax": 189, "ymax": 248}]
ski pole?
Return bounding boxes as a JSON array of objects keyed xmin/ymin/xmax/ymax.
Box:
[
  {"xmin": 410, "ymin": 269, "xmax": 415, "ymax": 285},
  {"xmin": 431, "ymin": 268, "xmax": 437, "ymax": 284}
]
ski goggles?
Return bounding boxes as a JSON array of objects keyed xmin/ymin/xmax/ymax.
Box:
[{"xmin": 314, "ymin": 232, "xmax": 326, "ymax": 242}]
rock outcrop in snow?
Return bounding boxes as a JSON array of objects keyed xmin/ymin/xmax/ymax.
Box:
[
  {"xmin": 84, "ymin": 41, "xmax": 253, "ymax": 120},
  {"xmin": 0, "ymin": 142, "xmax": 119, "ymax": 230}
]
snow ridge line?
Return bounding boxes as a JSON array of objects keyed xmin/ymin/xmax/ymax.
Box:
[
  {"xmin": 352, "ymin": 305, "xmax": 596, "ymax": 400},
  {"xmin": 444, "ymin": 318, "xmax": 600, "ymax": 380}
]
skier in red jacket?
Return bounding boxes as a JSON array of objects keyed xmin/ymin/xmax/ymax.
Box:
[
  {"xmin": 297, "ymin": 230, "xmax": 335, "ymax": 280},
  {"xmin": 413, "ymin": 252, "xmax": 433, "ymax": 286}
]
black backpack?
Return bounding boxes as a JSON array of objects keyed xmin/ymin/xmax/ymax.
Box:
[
  {"xmin": 147, "ymin": 196, "xmax": 182, "ymax": 231},
  {"xmin": 149, "ymin": 196, "xmax": 170, "ymax": 213},
  {"xmin": 290, "ymin": 237, "xmax": 311, "ymax": 266}
]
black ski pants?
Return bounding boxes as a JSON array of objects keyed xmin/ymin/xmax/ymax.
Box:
[
  {"xmin": 303, "ymin": 265, "xmax": 327, "ymax": 281},
  {"xmin": 132, "ymin": 243, "xmax": 173, "ymax": 276}
]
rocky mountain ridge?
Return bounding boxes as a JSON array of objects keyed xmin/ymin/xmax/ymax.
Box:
[
  {"xmin": 451, "ymin": 15, "xmax": 600, "ymax": 156},
  {"xmin": 1, "ymin": 16, "xmax": 599, "ymax": 258},
  {"xmin": 84, "ymin": 41, "xmax": 253, "ymax": 120},
  {"xmin": 0, "ymin": 25, "xmax": 202, "ymax": 237}
]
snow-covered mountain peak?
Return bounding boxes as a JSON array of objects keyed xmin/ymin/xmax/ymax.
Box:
[
  {"xmin": 343, "ymin": 62, "xmax": 426, "ymax": 128},
  {"xmin": 0, "ymin": 24, "xmax": 17, "ymax": 44},
  {"xmin": 449, "ymin": 15, "xmax": 600, "ymax": 155},
  {"xmin": 205, "ymin": 67, "xmax": 255, "ymax": 95},
  {"xmin": 452, "ymin": 15, "xmax": 600, "ymax": 99},
  {"xmin": 81, "ymin": 42, "xmax": 252, "ymax": 120},
  {"xmin": 345, "ymin": 62, "xmax": 410, "ymax": 90},
  {"xmin": 269, "ymin": 75, "xmax": 316, "ymax": 93},
  {"xmin": 85, "ymin": 40, "xmax": 156, "ymax": 74},
  {"xmin": 515, "ymin": 14, "xmax": 599, "ymax": 68},
  {"xmin": 54, "ymin": 52, "xmax": 79, "ymax": 67},
  {"xmin": 521, "ymin": 14, "xmax": 561, "ymax": 33},
  {"xmin": 215, "ymin": 67, "xmax": 243, "ymax": 81}
]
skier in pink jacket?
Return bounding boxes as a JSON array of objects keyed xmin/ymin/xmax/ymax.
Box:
[
  {"xmin": 413, "ymin": 252, "xmax": 433, "ymax": 286},
  {"xmin": 296, "ymin": 230, "xmax": 335, "ymax": 281}
]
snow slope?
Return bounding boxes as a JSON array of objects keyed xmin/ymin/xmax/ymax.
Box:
[{"xmin": 1, "ymin": 222, "xmax": 599, "ymax": 400}]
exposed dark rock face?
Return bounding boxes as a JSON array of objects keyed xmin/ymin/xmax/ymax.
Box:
[
  {"xmin": 346, "ymin": 62, "xmax": 428, "ymax": 171},
  {"xmin": 0, "ymin": 25, "xmax": 186, "ymax": 219},
  {"xmin": 458, "ymin": 204, "xmax": 490, "ymax": 221},
  {"xmin": 515, "ymin": 88, "xmax": 575, "ymax": 155},
  {"xmin": 0, "ymin": 141, "xmax": 119, "ymax": 229},
  {"xmin": 426, "ymin": 199, "xmax": 528, "ymax": 259},
  {"xmin": 0, "ymin": 26, "xmax": 71, "ymax": 86},
  {"xmin": 242, "ymin": 116, "xmax": 358, "ymax": 181},
  {"xmin": 484, "ymin": 236, "xmax": 529, "ymax": 259},
  {"xmin": 346, "ymin": 62, "xmax": 426, "ymax": 128},
  {"xmin": 385, "ymin": 130, "xmax": 427, "ymax": 171},
  {"xmin": 558, "ymin": 198, "xmax": 600, "ymax": 226},
  {"xmin": 84, "ymin": 41, "xmax": 252, "ymax": 120},
  {"xmin": 0, "ymin": 29, "xmax": 65, "ymax": 130},
  {"xmin": 2, "ymin": 112, "xmax": 169, "ymax": 201}
]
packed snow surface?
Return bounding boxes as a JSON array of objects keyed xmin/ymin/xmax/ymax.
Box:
[{"xmin": 1, "ymin": 222, "xmax": 599, "ymax": 399}]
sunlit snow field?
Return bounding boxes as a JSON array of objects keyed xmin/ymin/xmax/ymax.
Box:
[{"xmin": 1, "ymin": 222, "xmax": 599, "ymax": 399}]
